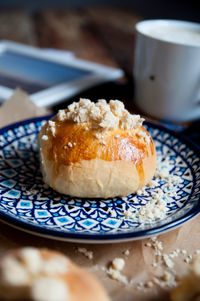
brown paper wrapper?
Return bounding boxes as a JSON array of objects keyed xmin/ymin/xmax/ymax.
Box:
[
  {"xmin": 0, "ymin": 88, "xmax": 51, "ymax": 127},
  {"xmin": 0, "ymin": 90, "xmax": 199, "ymax": 301}
]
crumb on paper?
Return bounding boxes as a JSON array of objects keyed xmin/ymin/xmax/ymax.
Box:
[
  {"xmin": 107, "ymin": 267, "xmax": 128, "ymax": 285},
  {"xmin": 77, "ymin": 247, "xmax": 93, "ymax": 260},
  {"xmin": 106, "ymin": 258, "xmax": 128, "ymax": 285},
  {"xmin": 124, "ymin": 250, "xmax": 130, "ymax": 256},
  {"xmin": 112, "ymin": 258, "xmax": 125, "ymax": 271},
  {"xmin": 162, "ymin": 254, "xmax": 174, "ymax": 269}
]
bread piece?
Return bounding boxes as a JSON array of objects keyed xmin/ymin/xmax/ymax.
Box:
[
  {"xmin": 38, "ymin": 99, "xmax": 156, "ymax": 198},
  {"xmin": 0, "ymin": 247, "xmax": 110, "ymax": 301}
]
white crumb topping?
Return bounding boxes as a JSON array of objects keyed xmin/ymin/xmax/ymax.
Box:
[
  {"xmin": 48, "ymin": 120, "xmax": 56, "ymax": 136},
  {"xmin": 42, "ymin": 135, "xmax": 48, "ymax": 141},
  {"xmin": 77, "ymin": 247, "xmax": 93, "ymax": 260},
  {"xmin": 0, "ymin": 247, "xmax": 69, "ymax": 297},
  {"xmin": 31, "ymin": 277, "xmax": 68, "ymax": 301},
  {"xmin": 137, "ymin": 129, "xmax": 151, "ymax": 143},
  {"xmin": 42, "ymin": 257, "xmax": 69, "ymax": 275},
  {"xmin": 112, "ymin": 258, "xmax": 125, "ymax": 271},
  {"xmin": 57, "ymin": 110, "xmax": 67, "ymax": 121},
  {"xmin": 67, "ymin": 142, "xmax": 73, "ymax": 148},
  {"xmin": 1, "ymin": 255, "xmax": 29, "ymax": 285},
  {"xmin": 19, "ymin": 247, "xmax": 42, "ymax": 275},
  {"xmin": 56, "ymin": 98, "xmax": 144, "ymax": 134}
]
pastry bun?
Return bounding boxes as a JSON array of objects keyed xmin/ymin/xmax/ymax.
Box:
[
  {"xmin": 0, "ymin": 247, "xmax": 110, "ymax": 301},
  {"xmin": 38, "ymin": 99, "xmax": 156, "ymax": 198}
]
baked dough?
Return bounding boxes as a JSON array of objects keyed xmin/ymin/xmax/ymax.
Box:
[
  {"xmin": 0, "ymin": 247, "xmax": 110, "ymax": 301},
  {"xmin": 38, "ymin": 99, "xmax": 156, "ymax": 198}
]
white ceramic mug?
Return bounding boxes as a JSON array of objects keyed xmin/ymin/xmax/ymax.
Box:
[{"xmin": 134, "ymin": 19, "xmax": 200, "ymax": 122}]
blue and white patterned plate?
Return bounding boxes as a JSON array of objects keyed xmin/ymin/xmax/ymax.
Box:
[{"xmin": 0, "ymin": 116, "xmax": 199, "ymax": 243}]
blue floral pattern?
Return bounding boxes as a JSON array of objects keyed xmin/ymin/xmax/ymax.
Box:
[{"xmin": 0, "ymin": 117, "xmax": 199, "ymax": 242}]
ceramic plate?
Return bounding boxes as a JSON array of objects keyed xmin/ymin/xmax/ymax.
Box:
[{"xmin": 0, "ymin": 116, "xmax": 199, "ymax": 243}]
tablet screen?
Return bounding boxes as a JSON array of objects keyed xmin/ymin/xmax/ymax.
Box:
[{"xmin": 0, "ymin": 50, "xmax": 90, "ymax": 93}]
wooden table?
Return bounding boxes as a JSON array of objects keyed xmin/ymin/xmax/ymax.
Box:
[{"xmin": 0, "ymin": 7, "xmax": 140, "ymax": 77}]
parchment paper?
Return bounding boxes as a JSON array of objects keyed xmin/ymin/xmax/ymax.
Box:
[{"xmin": 0, "ymin": 90, "xmax": 199, "ymax": 301}]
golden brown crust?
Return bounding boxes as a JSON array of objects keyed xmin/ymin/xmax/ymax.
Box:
[
  {"xmin": 40, "ymin": 117, "xmax": 154, "ymax": 164},
  {"xmin": 38, "ymin": 116, "xmax": 156, "ymax": 198}
]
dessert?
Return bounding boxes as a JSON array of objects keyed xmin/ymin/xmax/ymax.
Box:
[
  {"xmin": 38, "ymin": 98, "xmax": 156, "ymax": 198},
  {"xmin": 0, "ymin": 247, "xmax": 110, "ymax": 301}
]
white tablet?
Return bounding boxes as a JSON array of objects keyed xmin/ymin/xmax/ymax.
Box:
[{"xmin": 0, "ymin": 41, "xmax": 124, "ymax": 108}]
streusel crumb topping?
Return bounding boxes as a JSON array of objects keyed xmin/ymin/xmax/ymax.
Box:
[{"xmin": 57, "ymin": 98, "xmax": 144, "ymax": 132}]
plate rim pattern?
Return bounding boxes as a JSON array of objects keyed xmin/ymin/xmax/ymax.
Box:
[{"xmin": 0, "ymin": 116, "xmax": 199, "ymax": 243}]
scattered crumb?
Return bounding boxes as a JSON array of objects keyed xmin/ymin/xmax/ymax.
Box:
[
  {"xmin": 145, "ymin": 281, "xmax": 154, "ymax": 288},
  {"xmin": 162, "ymin": 254, "xmax": 174, "ymax": 269},
  {"xmin": 181, "ymin": 250, "xmax": 187, "ymax": 255},
  {"xmin": 106, "ymin": 258, "xmax": 128, "ymax": 285},
  {"xmin": 124, "ymin": 250, "xmax": 130, "ymax": 256},
  {"xmin": 77, "ymin": 248, "xmax": 93, "ymax": 260},
  {"xmin": 48, "ymin": 120, "xmax": 56, "ymax": 136},
  {"xmin": 184, "ymin": 255, "xmax": 193, "ymax": 264},
  {"xmin": 137, "ymin": 198, "xmax": 167, "ymax": 224},
  {"xmin": 152, "ymin": 262, "xmax": 158, "ymax": 268},
  {"xmin": 152, "ymin": 271, "xmax": 177, "ymax": 288},
  {"xmin": 107, "ymin": 267, "xmax": 128, "ymax": 285},
  {"xmin": 112, "ymin": 258, "xmax": 125, "ymax": 271}
]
